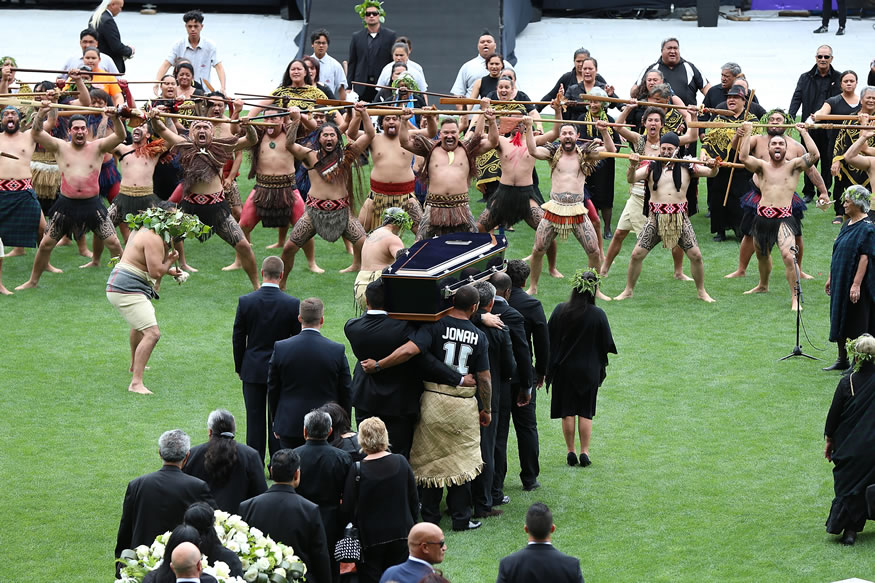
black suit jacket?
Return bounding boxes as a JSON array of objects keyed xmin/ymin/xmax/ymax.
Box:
[
  {"xmin": 293, "ymin": 440, "xmax": 352, "ymax": 545},
  {"xmin": 508, "ymin": 288, "xmax": 550, "ymax": 380},
  {"xmin": 476, "ymin": 309, "xmax": 515, "ymax": 413},
  {"xmin": 115, "ymin": 465, "xmax": 216, "ymax": 557},
  {"xmin": 94, "ymin": 11, "xmax": 133, "ymax": 74},
  {"xmin": 233, "ymin": 286, "xmax": 301, "ymax": 384},
  {"xmin": 183, "ymin": 440, "xmax": 268, "ymax": 514},
  {"xmin": 491, "ymin": 298, "xmax": 533, "ymax": 390},
  {"xmin": 496, "ymin": 543, "xmax": 584, "ymax": 583},
  {"xmin": 239, "ymin": 484, "xmax": 331, "ymax": 583},
  {"xmin": 344, "ymin": 313, "xmax": 462, "ymax": 416},
  {"xmin": 268, "ymin": 329, "xmax": 352, "ymax": 440},
  {"xmin": 347, "ymin": 26, "xmax": 397, "ymax": 86}
]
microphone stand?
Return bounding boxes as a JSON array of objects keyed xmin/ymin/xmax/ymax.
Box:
[{"xmin": 779, "ymin": 245, "xmax": 819, "ymax": 361}]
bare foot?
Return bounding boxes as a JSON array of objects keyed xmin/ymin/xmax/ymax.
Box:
[
  {"xmin": 266, "ymin": 242, "xmax": 282, "ymax": 249},
  {"xmin": 0, "ymin": 285, "xmax": 12, "ymax": 295},
  {"xmin": 525, "ymin": 286, "xmax": 537, "ymax": 296},
  {"xmin": 674, "ymin": 272, "xmax": 693, "ymax": 282},
  {"xmin": 46, "ymin": 264, "xmax": 63, "ymax": 274},
  {"xmin": 791, "ymin": 299, "xmax": 802, "ymax": 311},
  {"xmin": 79, "ymin": 248, "xmax": 93, "ymax": 259},
  {"xmin": 14, "ymin": 280, "xmax": 37, "ymax": 290},
  {"xmin": 800, "ymin": 271, "xmax": 814, "ymax": 280},
  {"xmin": 339, "ymin": 264, "xmax": 360, "ymax": 273},
  {"xmin": 221, "ymin": 260, "xmax": 242, "ymax": 271},
  {"xmin": 613, "ymin": 289, "xmax": 633, "ymax": 301},
  {"xmin": 128, "ymin": 382, "xmax": 153, "ymax": 395},
  {"xmin": 79, "ymin": 260, "xmax": 100, "ymax": 269},
  {"xmin": 308, "ymin": 263, "xmax": 325, "ymax": 274},
  {"xmin": 743, "ymin": 285, "xmax": 768, "ymax": 295},
  {"xmin": 6, "ymin": 247, "xmax": 25, "ymax": 257},
  {"xmin": 597, "ymin": 289, "xmax": 612, "ymax": 301},
  {"xmin": 549, "ymin": 268, "xmax": 564, "ymax": 279},
  {"xmin": 724, "ymin": 269, "xmax": 746, "ymax": 278},
  {"xmin": 599, "ymin": 268, "xmax": 610, "ymax": 278},
  {"xmin": 698, "ymin": 291, "xmax": 716, "ymax": 303},
  {"xmin": 179, "ymin": 263, "xmax": 198, "ymax": 273}
]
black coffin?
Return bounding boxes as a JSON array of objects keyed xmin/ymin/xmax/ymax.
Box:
[{"xmin": 382, "ymin": 233, "xmax": 507, "ymax": 321}]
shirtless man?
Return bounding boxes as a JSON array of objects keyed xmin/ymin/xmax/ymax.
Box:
[
  {"xmin": 357, "ymin": 112, "xmax": 434, "ymax": 233},
  {"xmin": 280, "ymin": 103, "xmax": 373, "ymax": 287},
  {"xmin": 150, "ymin": 110, "xmax": 260, "ymax": 290},
  {"xmin": 524, "ymin": 115, "xmax": 615, "ymax": 297},
  {"xmin": 614, "ymin": 132, "xmax": 718, "ymax": 303},
  {"xmin": 724, "ymin": 109, "xmax": 827, "ymax": 280},
  {"xmin": 223, "ymin": 113, "xmax": 321, "ymax": 274},
  {"xmin": 0, "ymin": 104, "xmax": 59, "ymax": 294},
  {"xmin": 354, "ymin": 207, "xmax": 411, "ymax": 310},
  {"xmin": 603, "ymin": 105, "xmax": 697, "ymax": 280},
  {"xmin": 16, "ymin": 102, "xmax": 126, "ymax": 290},
  {"xmin": 401, "ymin": 101, "xmax": 498, "ymax": 240},
  {"xmin": 204, "ymin": 93, "xmax": 244, "ymax": 222},
  {"xmin": 106, "ymin": 209, "xmax": 189, "ymax": 395},
  {"xmin": 844, "ymin": 113, "xmax": 875, "ymax": 191},
  {"xmin": 738, "ymin": 121, "xmax": 819, "ymax": 310}
]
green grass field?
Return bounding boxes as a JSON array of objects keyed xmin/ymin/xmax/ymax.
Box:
[{"xmin": 0, "ymin": 155, "xmax": 870, "ymax": 582}]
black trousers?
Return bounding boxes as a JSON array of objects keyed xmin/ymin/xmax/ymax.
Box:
[
  {"xmin": 279, "ymin": 435, "xmax": 305, "ymax": 450},
  {"xmin": 356, "ymin": 409, "xmax": 416, "ymax": 460},
  {"xmin": 822, "ymin": 0, "xmax": 847, "ymax": 27},
  {"xmin": 242, "ymin": 382, "xmax": 281, "ymax": 464},
  {"xmin": 473, "ymin": 409, "xmax": 498, "ymax": 513},
  {"xmin": 358, "ymin": 539, "xmax": 409, "ymax": 583},
  {"xmin": 420, "ymin": 483, "xmax": 472, "ymax": 529},
  {"xmin": 803, "ymin": 129, "xmax": 833, "ymax": 198},
  {"xmin": 493, "ymin": 384, "xmax": 540, "ymax": 499}
]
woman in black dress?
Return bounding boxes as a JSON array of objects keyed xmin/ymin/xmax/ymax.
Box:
[
  {"xmin": 824, "ymin": 334, "xmax": 875, "ymax": 545},
  {"xmin": 142, "ymin": 525, "xmax": 201, "ymax": 583},
  {"xmin": 183, "ymin": 502, "xmax": 243, "ymax": 577},
  {"xmin": 340, "ymin": 417, "xmax": 419, "ymax": 583},
  {"xmin": 469, "ymin": 52, "xmax": 504, "ymax": 101},
  {"xmin": 547, "ymin": 269, "xmax": 616, "ymax": 467}
]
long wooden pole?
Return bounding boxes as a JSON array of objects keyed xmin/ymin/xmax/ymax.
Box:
[
  {"xmin": 813, "ymin": 114, "xmax": 868, "ymax": 121},
  {"xmin": 599, "ymin": 151, "xmax": 744, "ymax": 168},
  {"xmin": 234, "ymin": 92, "xmax": 318, "ymax": 103},
  {"xmin": 538, "ymin": 118, "xmax": 635, "ymax": 128},
  {"xmin": 691, "ymin": 120, "xmax": 875, "ymax": 130},
  {"xmin": 723, "ymin": 89, "xmax": 755, "ymax": 206},
  {"xmin": 351, "ymin": 81, "xmax": 456, "ymax": 99},
  {"xmin": 12, "ymin": 67, "xmax": 125, "ymax": 76},
  {"xmin": 440, "ymin": 96, "xmax": 733, "ymax": 116},
  {"xmin": 364, "ymin": 107, "xmax": 517, "ymax": 116}
]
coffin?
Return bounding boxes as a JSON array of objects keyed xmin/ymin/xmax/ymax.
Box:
[{"xmin": 382, "ymin": 232, "xmax": 507, "ymax": 321}]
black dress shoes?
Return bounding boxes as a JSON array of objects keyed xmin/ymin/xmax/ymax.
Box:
[
  {"xmin": 567, "ymin": 452, "xmax": 578, "ymax": 466},
  {"xmin": 522, "ymin": 481, "xmax": 541, "ymax": 492},
  {"xmin": 813, "ymin": 25, "xmax": 828, "ymax": 33},
  {"xmin": 713, "ymin": 233, "xmax": 727, "ymax": 242},
  {"xmin": 579, "ymin": 453, "xmax": 592, "ymax": 467},
  {"xmin": 453, "ymin": 520, "xmax": 482, "ymax": 531},
  {"xmin": 836, "ymin": 26, "xmax": 845, "ymax": 35},
  {"xmin": 822, "ymin": 360, "xmax": 851, "ymax": 371},
  {"xmin": 840, "ymin": 530, "xmax": 857, "ymax": 545}
]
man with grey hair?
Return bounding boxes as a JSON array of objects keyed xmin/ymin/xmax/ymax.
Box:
[
  {"xmin": 702, "ymin": 62, "xmax": 742, "ymax": 113},
  {"xmin": 269, "ymin": 298, "xmax": 351, "ymax": 449},
  {"xmin": 115, "ymin": 430, "xmax": 215, "ymax": 564},
  {"xmin": 471, "ymin": 280, "xmax": 514, "ymax": 519},
  {"xmin": 294, "ymin": 410, "xmax": 352, "ymax": 578},
  {"xmin": 539, "ymin": 47, "xmax": 607, "ymax": 107}
]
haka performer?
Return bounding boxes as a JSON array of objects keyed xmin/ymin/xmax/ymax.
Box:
[{"xmin": 354, "ymin": 207, "xmax": 412, "ymax": 311}]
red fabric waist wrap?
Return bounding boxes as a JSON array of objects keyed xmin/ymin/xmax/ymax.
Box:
[
  {"xmin": 756, "ymin": 204, "xmax": 792, "ymax": 219},
  {"xmin": 370, "ymin": 178, "xmax": 416, "ymax": 195},
  {"xmin": 306, "ymin": 197, "xmax": 349, "ymax": 211},
  {"xmin": 0, "ymin": 178, "xmax": 33, "ymax": 191},
  {"xmin": 649, "ymin": 201, "xmax": 687, "ymax": 214},
  {"xmin": 183, "ymin": 191, "xmax": 225, "ymax": 205}
]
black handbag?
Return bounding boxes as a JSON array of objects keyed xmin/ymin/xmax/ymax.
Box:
[{"xmin": 334, "ymin": 462, "xmax": 362, "ymax": 562}]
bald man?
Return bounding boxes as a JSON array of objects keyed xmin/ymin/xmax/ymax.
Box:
[
  {"xmin": 379, "ymin": 522, "xmax": 445, "ymax": 583},
  {"xmin": 169, "ymin": 542, "xmax": 204, "ymax": 582}
]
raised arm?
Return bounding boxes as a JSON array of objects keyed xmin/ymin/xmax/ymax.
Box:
[
  {"xmin": 0, "ymin": 64, "xmax": 12, "ymax": 94},
  {"xmin": 30, "ymin": 101, "xmax": 61, "ymax": 153},
  {"xmin": 351, "ymin": 102, "xmax": 376, "ymax": 152},
  {"xmin": 233, "ymin": 119, "xmax": 258, "ymax": 152},
  {"xmin": 626, "ymin": 152, "xmax": 650, "ymax": 183},
  {"xmin": 398, "ymin": 108, "xmax": 430, "ymax": 156},
  {"xmin": 845, "ymin": 121, "xmax": 874, "ymax": 171},
  {"xmin": 534, "ymin": 91, "xmax": 564, "ymax": 146},
  {"xmin": 525, "ymin": 116, "xmax": 554, "ymax": 161},
  {"xmin": 471, "ymin": 106, "xmax": 499, "ymax": 156},
  {"xmin": 737, "ymin": 122, "xmax": 762, "ymax": 173},
  {"xmin": 614, "ymin": 103, "xmax": 642, "ymax": 143},
  {"xmin": 149, "ymin": 109, "xmax": 187, "ymax": 147},
  {"xmin": 692, "ymin": 156, "xmax": 720, "ymax": 178},
  {"xmin": 283, "ymin": 108, "xmax": 313, "ymax": 161},
  {"xmin": 795, "ymin": 123, "xmax": 819, "ymax": 169},
  {"xmin": 97, "ymin": 107, "xmax": 127, "ymax": 153},
  {"xmin": 595, "ymin": 120, "xmax": 616, "ymax": 153}
]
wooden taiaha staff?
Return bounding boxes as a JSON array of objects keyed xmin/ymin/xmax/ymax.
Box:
[
  {"xmin": 234, "ymin": 92, "xmax": 318, "ymax": 103},
  {"xmin": 724, "ymin": 89, "xmax": 755, "ymax": 206},
  {"xmin": 599, "ymin": 151, "xmax": 745, "ymax": 168},
  {"xmin": 813, "ymin": 114, "xmax": 871, "ymax": 122},
  {"xmin": 0, "ymin": 91, "xmax": 76, "ymax": 98},
  {"xmin": 440, "ymin": 96, "xmax": 734, "ymax": 116},
  {"xmin": 691, "ymin": 121, "xmax": 875, "ymax": 131},
  {"xmin": 536, "ymin": 118, "xmax": 635, "ymax": 129},
  {"xmin": 364, "ymin": 107, "xmax": 517, "ymax": 117},
  {"xmin": 351, "ymin": 81, "xmax": 456, "ymax": 99},
  {"xmin": 11, "ymin": 67, "xmax": 126, "ymax": 76}
]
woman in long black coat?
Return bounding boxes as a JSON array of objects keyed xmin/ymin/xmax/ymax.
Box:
[{"xmin": 547, "ymin": 269, "xmax": 616, "ymax": 468}]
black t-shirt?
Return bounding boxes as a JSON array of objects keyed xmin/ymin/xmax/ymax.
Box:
[
  {"xmin": 640, "ymin": 59, "xmax": 706, "ymax": 106},
  {"xmin": 825, "ymin": 94, "xmax": 861, "ymax": 116},
  {"xmin": 412, "ymin": 315, "xmax": 489, "ymax": 376}
]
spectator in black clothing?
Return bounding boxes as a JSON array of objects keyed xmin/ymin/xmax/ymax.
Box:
[
  {"xmin": 89, "ymin": 0, "xmax": 133, "ymax": 74},
  {"xmin": 632, "ymin": 37, "xmax": 710, "ymax": 106},
  {"xmin": 320, "ymin": 402, "xmax": 362, "ymax": 461},
  {"xmin": 471, "ymin": 281, "xmax": 515, "ymax": 519},
  {"xmin": 183, "ymin": 502, "xmax": 243, "ymax": 577},
  {"xmin": 539, "ymin": 47, "xmax": 607, "ymax": 111},
  {"xmin": 702, "ymin": 62, "xmax": 742, "ymax": 112},
  {"xmin": 142, "ymin": 525, "xmax": 214, "ymax": 583},
  {"xmin": 789, "ymin": 45, "xmax": 842, "ymax": 202},
  {"xmin": 814, "ymin": 0, "xmax": 846, "ymax": 35},
  {"xmin": 348, "ymin": 1, "xmax": 396, "ymax": 102},
  {"xmin": 183, "ymin": 409, "xmax": 268, "ymax": 514},
  {"xmin": 341, "ymin": 417, "xmax": 419, "ymax": 583},
  {"xmin": 471, "ymin": 53, "xmax": 505, "ymax": 101},
  {"xmin": 294, "ymin": 410, "xmax": 352, "ymax": 582},
  {"xmin": 714, "ymin": 79, "xmax": 767, "ymax": 119}
]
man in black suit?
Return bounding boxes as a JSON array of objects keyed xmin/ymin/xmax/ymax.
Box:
[
  {"xmin": 472, "ymin": 281, "xmax": 515, "ymax": 519},
  {"xmin": 268, "ymin": 297, "xmax": 351, "ymax": 450},
  {"xmin": 183, "ymin": 409, "xmax": 268, "ymax": 514},
  {"xmin": 239, "ymin": 449, "xmax": 331, "ymax": 583},
  {"xmin": 234, "ymin": 256, "xmax": 301, "ymax": 462},
  {"xmin": 344, "ymin": 279, "xmax": 469, "ymax": 459},
  {"xmin": 496, "ymin": 503, "xmax": 584, "ymax": 583},
  {"xmin": 503, "ymin": 260, "xmax": 547, "ymax": 493},
  {"xmin": 115, "ymin": 430, "xmax": 216, "ymax": 561},
  {"xmin": 293, "ymin": 410, "xmax": 351, "ymax": 582},
  {"xmin": 90, "ymin": 0, "xmax": 134, "ymax": 74},
  {"xmin": 347, "ymin": 3, "xmax": 396, "ymax": 102}
]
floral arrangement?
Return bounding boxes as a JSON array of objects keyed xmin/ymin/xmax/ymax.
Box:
[
  {"xmin": 381, "ymin": 207, "xmax": 414, "ymax": 233},
  {"xmin": 846, "ymin": 334, "xmax": 875, "ymax": 372},
  {"xmin": 116, "ymin": 510, "xmax": 306, "ymax": 583},
  {"xmin": 125, "ymin": 207, "xmax": 213, "ymax": 244}
]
